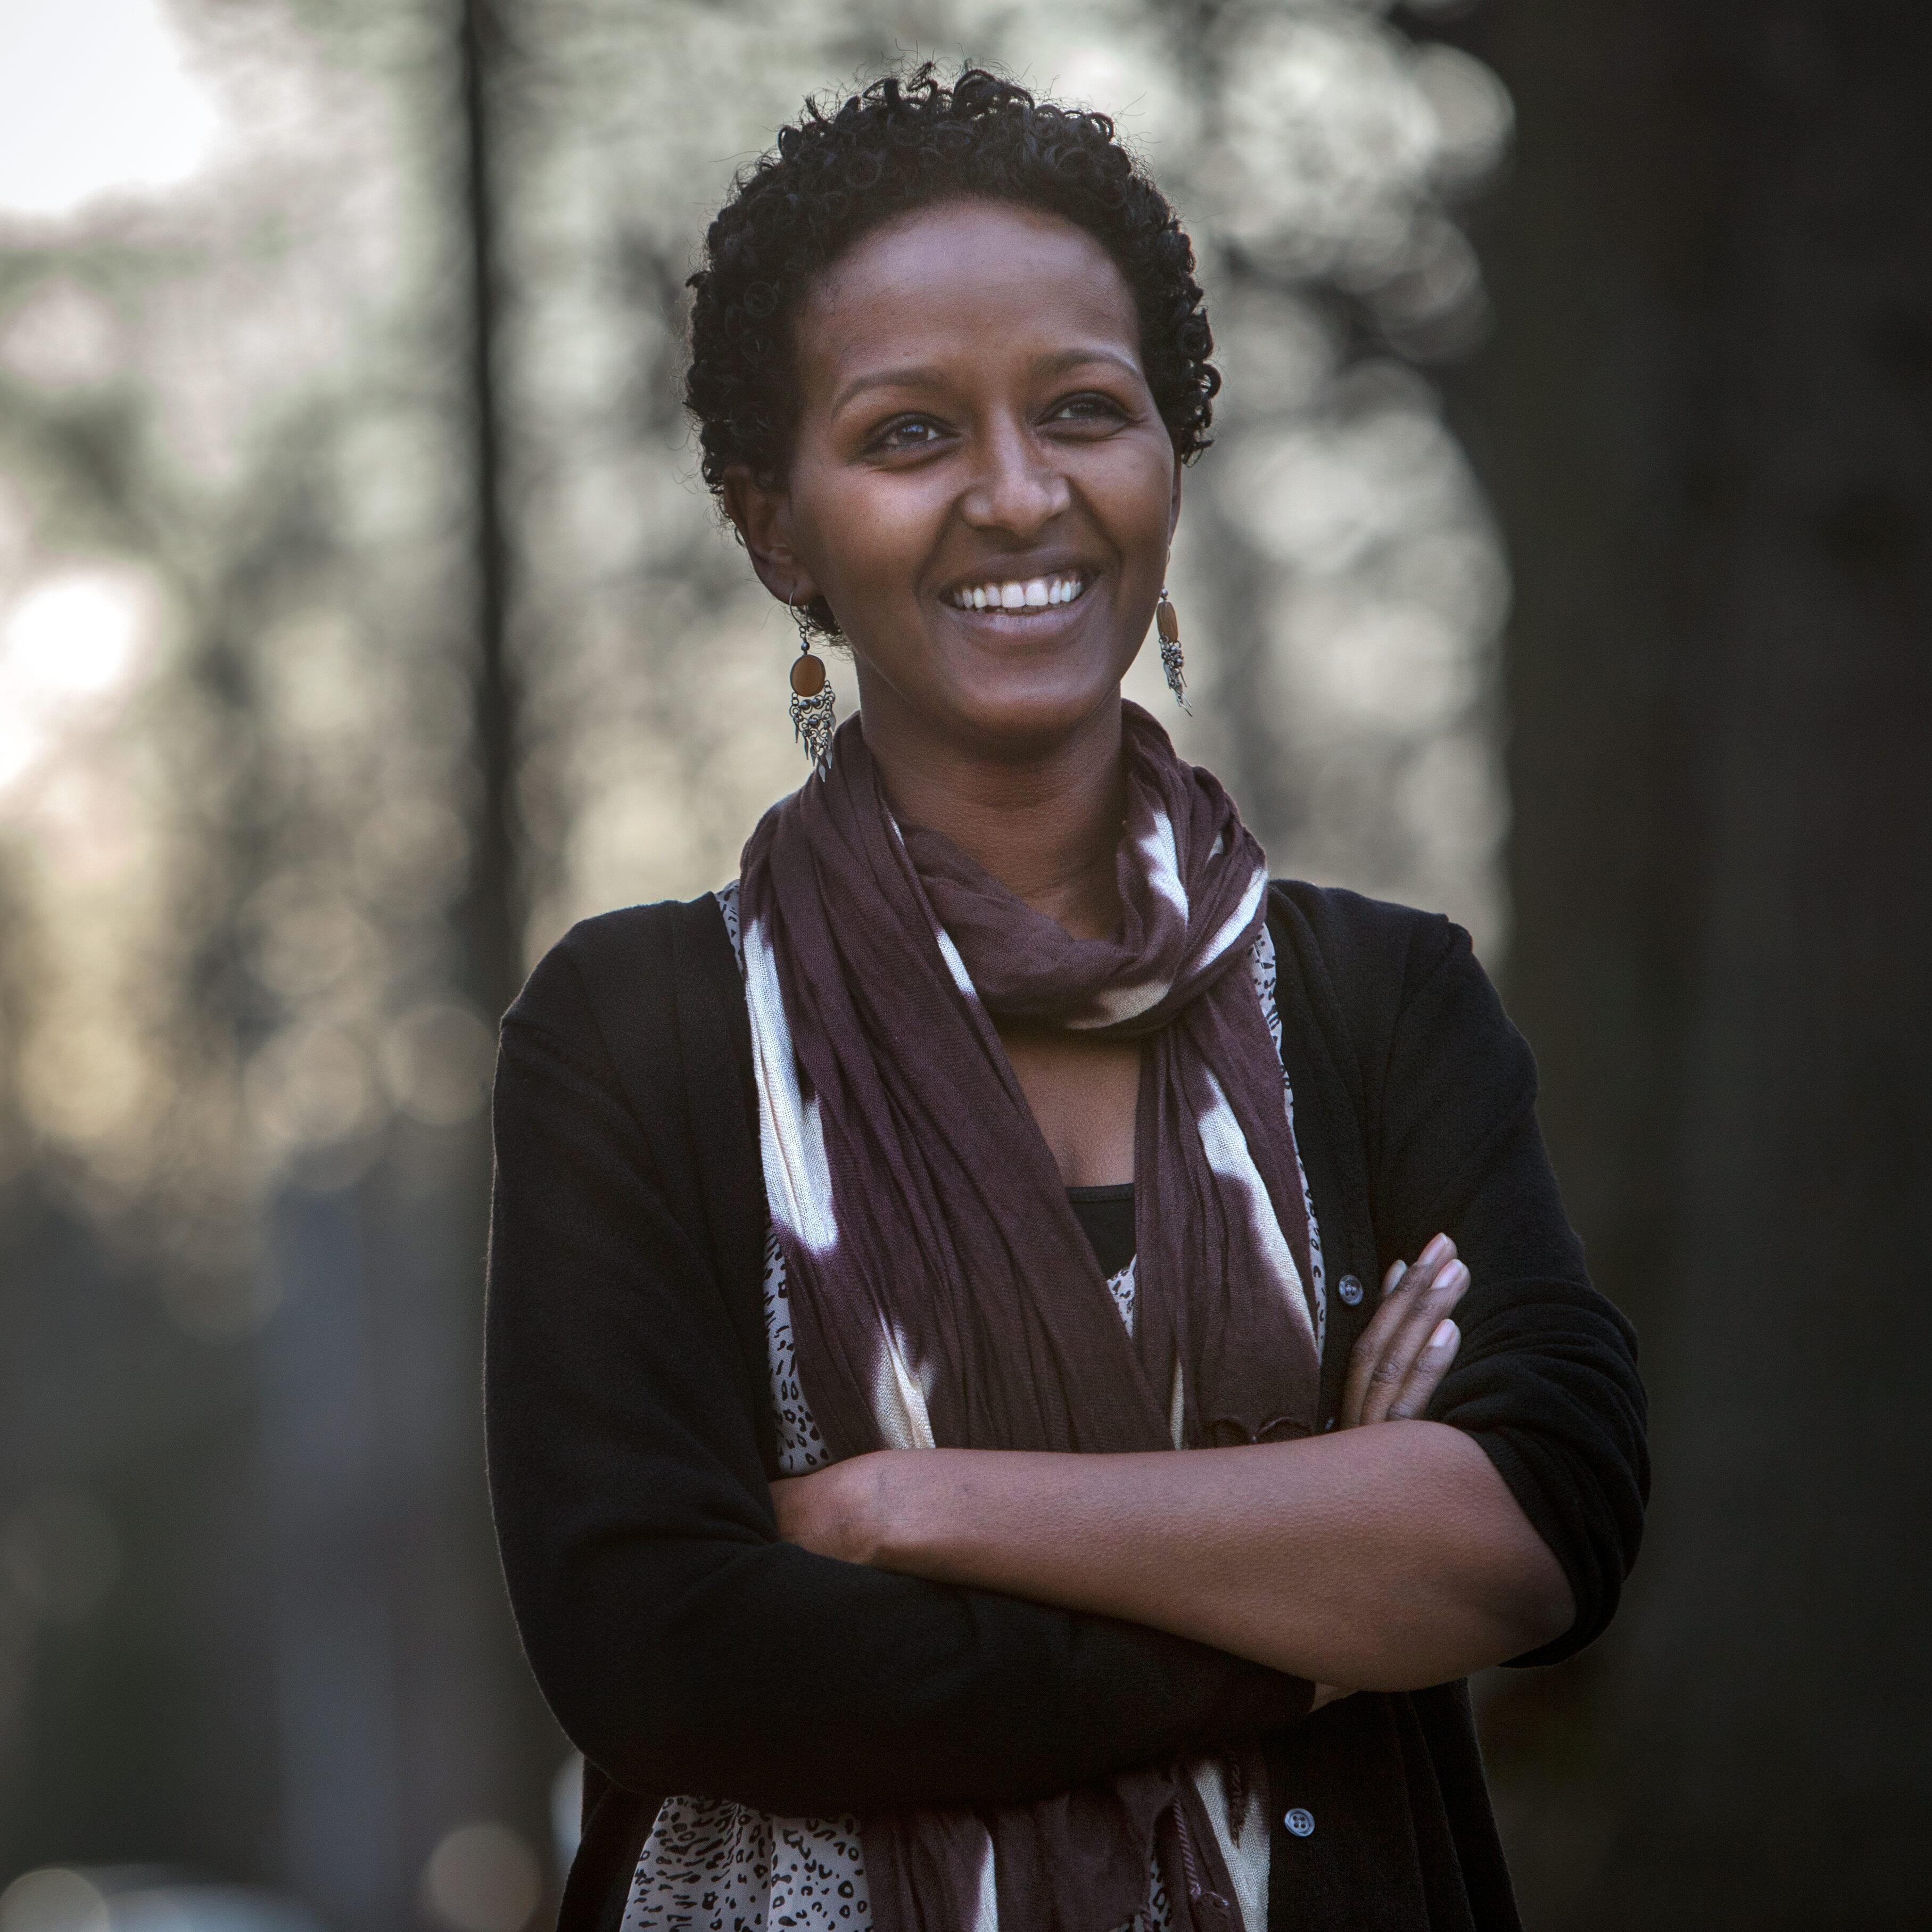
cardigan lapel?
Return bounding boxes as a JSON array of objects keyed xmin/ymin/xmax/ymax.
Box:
[
  {"xmin": 1265, "ymin": 886, "xmax": 1383, "ymax": 1425},
  {"xmin": 670, "ymin": 893, "xmax": 779, "ymax": 1476}
]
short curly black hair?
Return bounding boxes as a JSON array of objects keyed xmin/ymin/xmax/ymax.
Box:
[{"xmin": 684, "ymin": 64, "xmax": 1220, "ymax": 505}]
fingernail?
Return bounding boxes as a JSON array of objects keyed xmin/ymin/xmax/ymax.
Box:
[
  {"xmin": 1420, "ymin": 1233, "xmax": 1451, "ymax": 1267},
  {"xmin": 1431, "ymin": 1318, "xmax": 1458, "ymax": 1350},
  {"xmin": 1387, "ymin": 1261, "xmax": 1409, "ymax": 1291},
  {"xmin": 1438, "ymin": 1261, "xmax": 1468, "ymax": 1292}
]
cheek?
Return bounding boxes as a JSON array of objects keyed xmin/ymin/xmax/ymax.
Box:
[
  {"xmin": 796, "ymin": 466, "xmax": 942, "ymax": 607},
  {"xmin": 1100, "ymin": 442, "xmax": 1180, "ymax": 543}
]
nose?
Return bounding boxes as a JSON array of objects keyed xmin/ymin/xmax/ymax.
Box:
[{"xmin": 960, "ymin": 417, "xmax": 1071, "ymax": 538}]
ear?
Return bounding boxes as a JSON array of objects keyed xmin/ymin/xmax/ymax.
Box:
[
  {"xmin": 722, "ymin": 467, "xmax": 819, "ymax": 608},
  {"xmin": 1167, "ymin": 453, "xmax": 1184, "ymax": 541}
]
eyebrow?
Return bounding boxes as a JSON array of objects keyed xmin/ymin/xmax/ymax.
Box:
[{"xmin": 828, "ymin": 345, "xmax": 1145, "ymax": 418}]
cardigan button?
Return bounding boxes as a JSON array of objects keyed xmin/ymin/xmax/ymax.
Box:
[
  {"xmin": 1337, "ymin": 1274, "xmax": 1364, "ymax": 1306},
  {"xmin": 1284, "ymin": 1808, "xmax": 1315, "ymax": 1837}
]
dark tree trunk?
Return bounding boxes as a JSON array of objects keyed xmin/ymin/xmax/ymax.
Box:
[
  {"xmin": 436, "ymin": 0, "xmax": 568, "ymax": 1868},
  {"xmin": 455, "ymin": 0, "xmax": 526, "ymax": 1029},
  {"xmin": 1449, "ymin": 3, "xmax": 1932, "ymax": 1924}
]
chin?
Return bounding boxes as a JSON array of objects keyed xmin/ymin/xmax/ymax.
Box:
[{"xmin": 943, "ymin": 671, "xmax": 1125, "ymax": 757}]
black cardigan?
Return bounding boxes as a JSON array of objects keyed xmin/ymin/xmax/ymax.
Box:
[{"xmin": 485, "ymin": 882, "xmax": 1648, "ymax": 1932}]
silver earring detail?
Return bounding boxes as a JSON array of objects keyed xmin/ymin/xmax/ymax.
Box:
[
  {"xmin": 1157, "ymin": 589, "xmax": 1189, "ymax": 712},
  {"xmin": 787, "ymin": 593, "xmax": 837, "ymax": 774}
]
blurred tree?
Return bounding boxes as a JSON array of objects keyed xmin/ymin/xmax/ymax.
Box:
[
  {"xmin": 452, "ymin": 0, "xmax": 527, "ymax": 1030},
  {"xmin": 1450, "ymin": 1, "xmax": 1932, "ymax": 1923},
  {"xmin": 0, "ymin": 0, "xmax": 563, "ymax": 1915}
]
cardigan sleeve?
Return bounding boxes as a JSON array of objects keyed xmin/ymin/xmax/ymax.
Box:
[
  {"xmin": 1368, "ymin": 915, "xmax": 1649, "ymax": 1665},
  {"xmin": 485, "ymin": 934, "xmax": 1315, "ymax": 1817}
]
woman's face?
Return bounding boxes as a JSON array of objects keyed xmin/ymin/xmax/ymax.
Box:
[{"xmin": 727, "ymin": 197, "xmax": 1182, "ymax": 759}]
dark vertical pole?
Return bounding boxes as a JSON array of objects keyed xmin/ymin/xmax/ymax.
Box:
[
  {"xmin": 398, "ymin": 0, "xmax": 564, "ymax": 1895},
  {"xmin": 456, "ymin": 0, "xmax": 523, "ymax": 1026}
]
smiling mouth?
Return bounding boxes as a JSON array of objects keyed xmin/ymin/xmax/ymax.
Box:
[{"xmin": 944, "ymin": 571, "xmax": 1090, "ymax": 614}]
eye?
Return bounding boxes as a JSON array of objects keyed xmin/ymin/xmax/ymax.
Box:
[
  {"xmin": 1046, "ymin": 391, "xmax": 1129, "ymax": 430},
  {"xmin": 868, "ymin": 414, "xmax": 949, "ymax": 454}
]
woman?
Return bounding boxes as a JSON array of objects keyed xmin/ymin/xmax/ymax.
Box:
[{"xmin": 486, "ymin": 68, "xmax": 1647, "ymax": 1932}]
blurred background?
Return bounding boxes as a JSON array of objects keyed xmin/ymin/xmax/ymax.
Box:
[{"xmin": 0, "ymin": 1, "xmax": 1926, "ymax": 1929}]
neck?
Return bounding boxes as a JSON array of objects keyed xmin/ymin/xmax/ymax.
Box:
[{"xmin": 857, "ymin": 690, "xmax": 1128, "ymax": 942}]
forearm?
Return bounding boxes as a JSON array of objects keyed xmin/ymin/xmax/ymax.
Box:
[
  {"xmin": 494, "ymin": 1012, "xmax": 1320, "ymax": 1811},
  {"xmin": 526, "ymin": 1537, "xmax": 1316, "ymax": 1812},
  {"xmin": 833, "ymin": 1422, "xmax": 1574, "ymax": 1691}
]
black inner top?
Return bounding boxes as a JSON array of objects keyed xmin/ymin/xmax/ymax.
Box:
[{"xmin": 1066, "ymin": 1182, "xmax": 1136, "ymax": 1278}]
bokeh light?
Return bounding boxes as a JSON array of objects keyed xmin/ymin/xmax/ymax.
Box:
[
  {"xmin": 419, "ymin": 1824, "xmax": 542, "ymax": 1932},
  {"xmin": 0, "ymin": 0, "xmax": 225, "ymax": 221}
]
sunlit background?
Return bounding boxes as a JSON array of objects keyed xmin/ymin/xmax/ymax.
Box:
[{"xmin": 9, "ymin": 0, "xmax": 1506, "ymax": 1922}]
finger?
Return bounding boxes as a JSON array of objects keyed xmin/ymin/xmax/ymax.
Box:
[
  {"xmin": 1360, "ymin": 1258, "xmax": 1468, "ymax": 1427},
  {"xmin": 1359, "ymin": 1258, "xmax": 1469, "ymax": 1426},
  {"xmin": 1343, "ymin": 1239, "xmax": 1450, "ymax": 1409},
  {"xmin": 1342, "ymin": 1236, "xmax": 1454, "ymax": 1427},
  {"xmin": 1342, "ymin": 1249, "xmax": 1431, "ymax": 1428},
  {"xmin": 1384, "ymin": 1317, "xmax": 1463, "ymax": 1422}
]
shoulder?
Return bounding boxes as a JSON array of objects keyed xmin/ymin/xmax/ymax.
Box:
[
  {"xmin": 1266, "ymin": 878, "xmax": 1531, "ymax": 1148},
  {"xmin": 495, "ymin": 891, "xmax": 756, "ymax": 1233},
  {"xmin": 499, "ymin": 893, "xmax": 745, "ymax": 1140},
  {"xmin": 506, "ymin": 893, "xmax": 736, "ymax": 1047},
  {"xmin": 1266, "ymin": 878, "xmax": 1475, "ymax": 1036}
]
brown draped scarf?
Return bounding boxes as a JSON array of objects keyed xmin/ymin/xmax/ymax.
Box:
[{"xmin": 739, "ymin": 704, "xmax": 1321, "ymax": 1932}]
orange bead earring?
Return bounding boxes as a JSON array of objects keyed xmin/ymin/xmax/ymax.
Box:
[
  {"xmin": 1157, "ymin": 589, "xmax": 1188, "ymax": 712},
  {"xmin": 788, "ymin": 593, "xmax": 837, "ymax": 774}
]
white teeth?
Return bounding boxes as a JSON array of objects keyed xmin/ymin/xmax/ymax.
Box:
[{"xmin": 950, "ymin": 574, "xmax": 1086, "ymax": 612}]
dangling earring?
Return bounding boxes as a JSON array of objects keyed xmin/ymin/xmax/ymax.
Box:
[
  {"xmin": 787, "ymin": 593, "xmax": 837, "ymax": 774},
  {"xmin": 1157, "ymin": 589, "xmax": 1190, "ymax": 713}
]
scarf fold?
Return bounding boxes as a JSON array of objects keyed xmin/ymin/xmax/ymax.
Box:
[{"xmin": 739, "ymin": 704, "xmax": 1321, "ymax": 1932}]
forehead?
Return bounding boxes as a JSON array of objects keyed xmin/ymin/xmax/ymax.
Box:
[{"xmin": 794, "ymin": 199, "xmax": 1143, "ymax": 395}]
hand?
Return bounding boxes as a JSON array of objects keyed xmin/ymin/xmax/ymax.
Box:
[
  {"xmin": 771, "ymin": 1452, "xmax": 894, "ymax": 1565},
  {"xmin": 1317, "ymin": 1234, "xmax": 1469, "ymax": 1710},
  {"xmin": 1340, "ymin": 1233, "xmax": 1469, "ymax": 1430}
]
